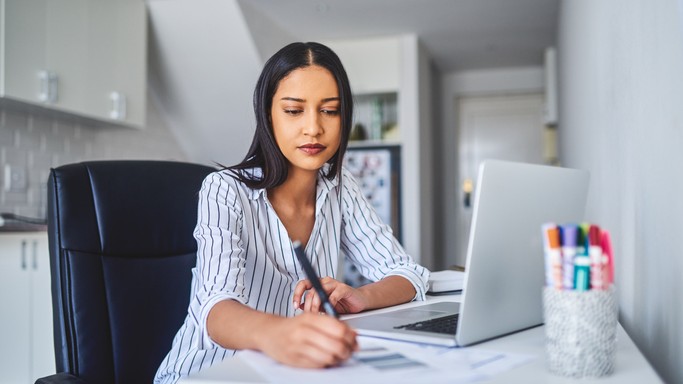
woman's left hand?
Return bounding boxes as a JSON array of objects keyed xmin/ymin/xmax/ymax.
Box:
[{"xmin": 293, "ymin": 277, "xmax": 369, "ymax": 314}]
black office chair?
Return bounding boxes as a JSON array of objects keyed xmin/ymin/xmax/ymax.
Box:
[{"xmin": 36, "ymin": 160, "xmax": 215, "ymax": 384}]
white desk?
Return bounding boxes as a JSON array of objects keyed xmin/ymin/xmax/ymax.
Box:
[{"xmin": 180, "ymin": 294, "xmax": 662, "ymax": 384}]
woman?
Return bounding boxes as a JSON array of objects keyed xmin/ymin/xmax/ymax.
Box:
[{"xmin": 154, "ymin": 42, "xmax": 429, "ymax": 383}]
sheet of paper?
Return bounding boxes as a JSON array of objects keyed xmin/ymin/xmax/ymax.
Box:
[{"xmin": 238, "ymin": 337, "xmax": 535, "ymax": 384}]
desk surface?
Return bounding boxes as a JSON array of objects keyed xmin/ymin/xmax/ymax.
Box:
[{"xmin": 180, "ymin": 294, "xmax": 662, "ymax": 384}]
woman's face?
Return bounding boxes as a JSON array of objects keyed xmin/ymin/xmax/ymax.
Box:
[{"xmin": 270, "ymin": 65, "xmax": 341, "ymax": 176}]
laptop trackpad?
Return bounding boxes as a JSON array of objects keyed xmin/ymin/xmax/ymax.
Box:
[{"xmin": 345, "ymin": 302, "xmax": 459, "ymax": 330}]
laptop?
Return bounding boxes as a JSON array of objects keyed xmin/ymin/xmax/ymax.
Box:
[{"xmin": 344, "ymin": 160, "xmax": 590, "ymax": 347}]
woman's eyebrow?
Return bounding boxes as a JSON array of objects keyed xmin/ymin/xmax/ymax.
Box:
[
  {"xmin": 279, "ymin": 97, "xmax": 340, "ymax": 102},
  {"xmin": 280, "ymin": 97, "xmax": 305, "ymax": 102}
]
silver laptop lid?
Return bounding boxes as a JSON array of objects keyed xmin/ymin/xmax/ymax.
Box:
[{"xmin": 456, "ymin": 160, "xmax": 589, "ymax": 346}]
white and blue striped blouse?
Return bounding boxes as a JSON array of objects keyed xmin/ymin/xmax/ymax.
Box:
[{"xmin": 154, "ymin": 166, "xmax": 429, "ymax": 383}]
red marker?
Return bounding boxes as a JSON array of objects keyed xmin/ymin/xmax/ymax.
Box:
[
  {"xmin": 601, "ymin": 230, "xmax": 615, "ymax": 287},
  {"xmin": 588, "ymin": 225, "xmax": 604, "ymax": 289}
]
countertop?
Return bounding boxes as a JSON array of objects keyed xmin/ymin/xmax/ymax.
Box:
[{"xmin": 0, "ymin": 214, "xmax": 47, "ymax": 232}]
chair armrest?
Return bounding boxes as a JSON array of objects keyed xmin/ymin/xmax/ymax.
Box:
[{"xmin": 35, "ymin": 372, "xmax": 89, "ymax": 384}]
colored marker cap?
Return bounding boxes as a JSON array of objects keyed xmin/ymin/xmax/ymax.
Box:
[
  {"xmin": 589, "ymin": 225, "xmax": 602, "ymax": 246},
  {"xmin": 560, "ymin": 224, "xmax": 579, "ymax": 246}
]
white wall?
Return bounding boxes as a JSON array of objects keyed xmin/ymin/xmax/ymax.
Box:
[
  {"xmin": 237, "ymin": 0, "xmax": 296, "ymax": 63},
  {"xmin": 147, "ymin": 0, "xmax": 261, "ymax": 166},
  {"xmin": 396, "ymin": 35, "xmax": 436, "ymax": 268},
  {"xmin": 416, "ymin": 38, "xmax": 435, "ymax": 270},
  {"xmin": 558, "ymin": 0, "xmax": 683, "ymax": 382},
  {"xmin": 436, "ymin": 67, "xmax": 544, "ymax": 269}
]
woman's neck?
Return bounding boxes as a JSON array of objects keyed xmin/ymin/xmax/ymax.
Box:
[
  {"xmin": 267, "ymin": 168, "xmax": 318, "ymax": 210},
  {"xmin": 266, "ymin": 168, "xmax": 319, "ymax": 247}
]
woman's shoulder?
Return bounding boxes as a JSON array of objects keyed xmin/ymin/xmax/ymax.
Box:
[
  {"xmin": 202, "ymin": 168, "xmax": 262, "ymax": 197},
  {"xmin": 339, "ymin": 166, "xmax": 362, "ymax": 193}
]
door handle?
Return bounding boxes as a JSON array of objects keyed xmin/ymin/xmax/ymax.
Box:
[{"xmin": 462, "ymin": 178, "xmax": 473, "ymax": 209}]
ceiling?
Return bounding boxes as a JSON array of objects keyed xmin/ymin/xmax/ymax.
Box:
[{"xmin": 239, "ymin": 0, "xmax": 560, "ymax": 72}]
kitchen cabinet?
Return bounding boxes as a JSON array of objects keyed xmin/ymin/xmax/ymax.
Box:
[
  {"xmin": 350, "ymin": 92, "xmax": 398, "ymax": 142},
  {"xmin": 0, "ymin": 0, "xmax": 147, "ymax": 128},
  {"xmin": 0, "ymin": 232, "xmax": 54, "ymax": 384}
]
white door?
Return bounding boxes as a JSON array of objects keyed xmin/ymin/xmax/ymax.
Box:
[{"xmin": 454, "ymin": 93, "xmax": 546, "ymax": 266}]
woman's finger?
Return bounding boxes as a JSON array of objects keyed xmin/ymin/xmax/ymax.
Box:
[{"xmin": 292, "ymin": 280, "xmax": 312, "ymax": 309}]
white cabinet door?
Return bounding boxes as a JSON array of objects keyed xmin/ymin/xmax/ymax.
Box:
[
  {"xmin": 0, "ymin": 234, "xmax": 33, "ymax": 384},
  {"xmin": 83, "ymin": 0, "xmax": 147, "ymax": 127},
  {"xmin": 45, "ymin": 0, "xmax": 147, "ymax": 126},
  {"xmin": 28, "ymin": 234, "xmax": 55, "ymax": 380},
  {"xmin": 0, "ymin": 233, "xmax": 54, "ymax": 384},
  {"xmin": 44, "ymin": 0, "xmax": 89, "ymax": 115},
  {"xmin": 2, "ymin": 0, "xmax": 49, "ymax": 104}
]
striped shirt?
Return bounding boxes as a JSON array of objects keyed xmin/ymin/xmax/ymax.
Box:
[{"xmin": 154, "ymin": 166, "xmax": 429, "ymax": 383}]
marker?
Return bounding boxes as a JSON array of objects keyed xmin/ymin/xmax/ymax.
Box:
[
  {"xmin": 542, "ymin": 223, "xmax": 562, "ymax": 289},
  {"xmin": 292, "ymin": 241, "xmax": 339, "ymax": 318},
  {"xmin": 601, "ymin": 230, "xmax": 615, "ymax": 287},
  {"xmin": 559, "ymin": 224, "xmax": 579, "ymax": 290},
  {"xmin": 578, "ymin": 223, "xmax": 590, "ymax": 257},
  {"xmin": 573, "ymin": 231, "xmax": 591, "ymax": 291},
  {"xmin": 588, "ymin": 225, "xmax": 605, "ymax": 289}
]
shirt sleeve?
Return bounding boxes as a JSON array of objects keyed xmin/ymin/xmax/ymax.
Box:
[
  {"xmin": 189, "ymin": 172, "xmax": 249, "ymax": 349},
  {"xmin": 339, "ymin": 169, "xmax": 430, "ymax": 301}
]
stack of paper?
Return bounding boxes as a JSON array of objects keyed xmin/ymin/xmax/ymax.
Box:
[{"xmin": 428, "ymin": 270, "xmax": 465, "ymax": 293}]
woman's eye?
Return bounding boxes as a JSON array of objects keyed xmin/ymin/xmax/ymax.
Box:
[
  {"xmin": 321, "ymin": 109, "xmax": 339, "ymax": 116},
  {"xmin": 284, "ymin": 109, "xmax": 303, "ymax": 115}
]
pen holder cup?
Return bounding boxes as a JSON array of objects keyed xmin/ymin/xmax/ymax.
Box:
[{"xmin": 543, "ymin": 286, "xmax": 618, "ymax": 378}]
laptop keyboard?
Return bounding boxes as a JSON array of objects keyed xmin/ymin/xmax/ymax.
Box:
[{"xmin": 393, "ymin": 313, "xmax": 459, "ymax": 335}]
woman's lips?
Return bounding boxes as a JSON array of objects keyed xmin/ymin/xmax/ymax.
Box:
[{"xmin": 298, "ymin": 144, "xmax": 326, "ymax": 155}]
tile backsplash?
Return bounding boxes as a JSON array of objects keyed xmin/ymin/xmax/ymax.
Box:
[{"xmin": 0, "ymin": 98, "xmax": 188, "ymax": 219}]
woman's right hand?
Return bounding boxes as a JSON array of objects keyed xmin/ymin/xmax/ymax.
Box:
[{"xmin": 255, "ymin": 312, "xmax": 358, "ymax": 368}]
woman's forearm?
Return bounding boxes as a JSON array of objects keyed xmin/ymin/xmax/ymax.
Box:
[
  {"xmin": 207, "ymin": 299, "xmax": 279, "ymax": 350},
  {"xmin": 357, "ymin": 275, "xmax": 417, "ymax": 311},
  {"xmin": 206, "ymin": 298, "xmax": 358, "ymax": 368}
]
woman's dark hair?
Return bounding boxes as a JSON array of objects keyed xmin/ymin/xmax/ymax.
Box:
[{"xmin": 228, "ymin": 42, "xmax": 353, "ymax": 189}]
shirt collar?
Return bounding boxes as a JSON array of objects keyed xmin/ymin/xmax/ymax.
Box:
[{"xmin": 247, "ymin": 164, "xmax": 339, "ymax": 201}]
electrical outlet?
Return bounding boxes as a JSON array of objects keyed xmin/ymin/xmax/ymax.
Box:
[{"xmin": 3, "ymin": 164, "xmax": 28, "ymax": 192}]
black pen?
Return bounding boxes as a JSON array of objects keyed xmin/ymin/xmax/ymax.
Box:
[{"xmin": 292, "ymin": 240, "xmax": 339, "ymax": 318}]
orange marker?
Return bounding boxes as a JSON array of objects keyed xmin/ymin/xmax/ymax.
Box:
[{"xmin": 542, "ymin": 223, "xmax": 563, "ymax": 289}]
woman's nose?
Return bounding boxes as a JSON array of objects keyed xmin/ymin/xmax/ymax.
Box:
[{"xmin": 303, "ymin": 112, "xmax": 323, "ymax": 136}]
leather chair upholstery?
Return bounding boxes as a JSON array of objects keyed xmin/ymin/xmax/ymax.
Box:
[{"xmin": 37, "ymin": 161, "xmax": 215, "ymax": 384}]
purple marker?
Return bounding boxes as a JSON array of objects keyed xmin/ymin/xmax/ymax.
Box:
[{"xmin": 560, "ymin": 224, "xmax": 579, "ymax": 290}]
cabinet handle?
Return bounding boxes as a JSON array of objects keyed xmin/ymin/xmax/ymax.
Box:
[
  {"xmin": 32, "ymin": 240, "xmax": 38, "ymax": 270},
  {"xmin": 21, "ymin": 240, "xmax": 27, "ymax": 270},
  {"xmin": 109, "ymin": 91, "xmax": 127, "ymax": 120},
  {"xmin": 38, "ymin": 70, "xmax": 59, "ymax": 103}
]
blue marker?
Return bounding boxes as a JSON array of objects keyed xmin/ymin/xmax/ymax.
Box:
[{"xmin": 559, "ymin": 224, "xmax": 579, "ymax": 290}]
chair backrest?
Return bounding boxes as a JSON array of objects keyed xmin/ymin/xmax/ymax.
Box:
[{"xmin": 47, "ymin": 160, "xmax": 215, "ymax": 384}]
